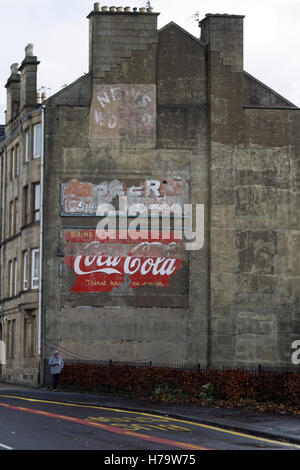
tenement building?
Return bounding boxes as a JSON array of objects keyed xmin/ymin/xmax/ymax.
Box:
[
  {"xmin": 0, "ymin": 49, "xmax": 41, "ymax": 384},
  {"xmin": 0, "ymin": 5, "xmax": 299, "ymax": 385}
]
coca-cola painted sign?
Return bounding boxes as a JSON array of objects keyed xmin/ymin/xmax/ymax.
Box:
[{"xmin": 64, "ymin": 230, "xmax": 184, "ymax": 293}]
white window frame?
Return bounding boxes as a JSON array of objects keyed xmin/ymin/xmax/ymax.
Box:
[
  {"xmin": 23, "ymin": 251, "xmax": 28, "ymax": 291},
  {"xmin": 31, "ymin": 249, "xmax": 39, "ymax": 289},
  {"xmin": 32, "ymin": 183, "xmax": 40, "ymax": 222},
  {"xmin": 33, "ymin": 124, "xmax": 41, "ymax": 159}
]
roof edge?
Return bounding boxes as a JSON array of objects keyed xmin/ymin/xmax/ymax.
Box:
[
  {"xmin": 158, "ymin": 21, "xmax": 206, "ymax": 48},
  {"xmin": 244, "ymin": 70, "xmax": 298, "ymax": 109},
  {"xmin": 46, "ymin": 73, "xmax": 91, "ymax": 104}
]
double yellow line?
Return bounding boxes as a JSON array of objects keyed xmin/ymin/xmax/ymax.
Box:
[{"xmin": 0, "ymin": 394, "xmax": 299, "ymax": 449}]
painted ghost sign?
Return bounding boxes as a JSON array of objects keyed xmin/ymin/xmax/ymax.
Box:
[
  {"xmin": 62, "ymin": 178, "xmax": 189, "ymax": 216},
  {"xmin": 64, "ymin": 230, "xmax": 184, "ymax": 293},
  {"xmin": 62, "ymin": 178, "xmax": 189, "ymax": 293},
  {"xmin": 90, "ymin": 84, "xmax": 156, "ymax": 141}
]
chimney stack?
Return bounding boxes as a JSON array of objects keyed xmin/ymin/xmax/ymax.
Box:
[
  {"xmin": 199, "ymin": 14, "xmax": 245, "ymax": 72},
  {"xmin": 5, "ymin": 63, "xmax": 20, "ymax": 125},
  {"xmin": 19, "ymin": 43, "xmax": 40, "ymax": 113},
  {"xmin": 87, "ymin": 4, "xmax": 159, "ymax": 79}
]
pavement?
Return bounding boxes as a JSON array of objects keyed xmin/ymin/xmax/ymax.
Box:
[{"xmin": 0, "ymin": 382, "xmax": 299, "ymax": 446}]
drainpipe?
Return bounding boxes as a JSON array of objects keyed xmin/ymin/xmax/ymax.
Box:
[{"xmin": 38, "ymin": 103, "xmax": 45, "ymax": 379}]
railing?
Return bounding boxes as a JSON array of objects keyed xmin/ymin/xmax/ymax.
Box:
[{"xmin": 62, "ymin": 359, "xmax": 300, "ymax": 375}]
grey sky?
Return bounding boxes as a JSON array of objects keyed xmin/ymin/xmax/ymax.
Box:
[{"xmin": 0, "ymin": 0, "xmax": 299, "ymax": 123}]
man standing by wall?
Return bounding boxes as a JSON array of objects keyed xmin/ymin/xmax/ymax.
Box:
[{"xmin": 48, "ymin": 350, "xmax": 64, "ymax": 391}]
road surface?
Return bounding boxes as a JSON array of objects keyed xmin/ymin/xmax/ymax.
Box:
[{"xmin": 0, "ymin": 392, "xmax": 299, "ymax": 452}]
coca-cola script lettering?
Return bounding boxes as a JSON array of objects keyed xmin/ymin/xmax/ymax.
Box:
[{"xmin": 64, "ymin": 230, "xmax": 184, "ymax": 293}]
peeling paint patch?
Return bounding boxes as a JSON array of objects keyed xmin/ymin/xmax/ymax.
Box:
[
  {"xmin": 89, "ymin": 84, "xmax": 156, "ymax": 142},
  {"xmin": 62, "ymin": 178, "xmax": 189, "ymax": 215}
]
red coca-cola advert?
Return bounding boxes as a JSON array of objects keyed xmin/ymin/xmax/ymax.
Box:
[{"xmin": 64, "ymin": 230, "xmax": 184, "ymax": 293}]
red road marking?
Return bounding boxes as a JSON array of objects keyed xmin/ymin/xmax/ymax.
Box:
[{"xmin": 0, "ymin": 401, "xmax": 211, "ymax": 450}]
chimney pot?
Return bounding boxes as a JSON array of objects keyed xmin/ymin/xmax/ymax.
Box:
[
  {"xmin": 147, "ymin": 7, "xmax": 153, "ymax": 13},
  {"xmin": 94, "ymin": 2, "xmax": 100, "ymax": 11},
  {"xmin": 10, "ymin": 63, "xmax": 19, "ymax": 75},
  {"xmin": 109, "ymin": 6, "xmax": 117, "ymax": 12},
  {"xmin": 101, "ymin": 6, "xmax": 108, "ymax": 11},
  {"xmin": 124, "ymin": 6, "xmax": 131, "ymax": 12},
  {"xmin": 25, "ymin": 43, "xmax": 34, "ymax": 57},
  {"xmin": 139, "ymin": 7, "xmax": 146, "ymax": 13},
  {"xmin": 117, "ymin": 6, "xmax": 123, "ymax": 12}
]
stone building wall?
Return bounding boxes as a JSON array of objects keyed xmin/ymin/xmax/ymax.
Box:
[
  {"xmin": 2, "ymin": 6, "xmax": 298, "ymax": 387},
  {"xmin": 42, "ymin": 8, "xmax": 210, "ymax": 365},
  {"xmin": 41, "ymin": 7, "xmax": 300, "ymax": 369},
  {"xmin": 0, "ymin": 104, "xmax": 41, "ymax": 386},
  {"xmin": 200, "ymin": 14, "xmax": 300, "ymax": 364}
]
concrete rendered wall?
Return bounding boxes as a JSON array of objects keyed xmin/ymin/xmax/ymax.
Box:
[
  {"xmin": 200, "ymin": 14, "xmax": 300, "ymax": 364},
  {"xmin": 42, "ymin": 11, "xmax": 209, "ymax": 365},
  {"xmin": 42, "ymin": 8, "xmax": 299, "ymax": 369}
]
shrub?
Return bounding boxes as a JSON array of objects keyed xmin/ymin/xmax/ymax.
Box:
[{"xmin": 59, "ymin": 363, "xmax": 300, "ymax": 408}]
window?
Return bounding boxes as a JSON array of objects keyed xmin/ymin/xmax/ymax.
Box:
[
  {"xmin": 32, "ymin": 183, "xmax": 40, "ymax": 222},
  {"xmin": 23, "ymin": 186, "xmax": 29, "ymax": 225},
  {"xmin": 10, "ymin": 148, "xmax": 14, "ymax": 180},
  {"xmin": 9, "ymin": 201, "xmax": 14, "ymax": 237},
  {"xmin": 33, "ymin": 124, "xmax": 41, "ymax": 158},
  {"xmin": 23, "ymin": 251, "xmax": 28, "ymax": 291},
  {"xmin": 24, "ymin": 312, "xmax": 36, "ymax": 357},
  {"xmin": 14, "ymin": 198, "xmax": 18, "ymax": 233},
  {"xmin": 24, "ymin": 129, "xmax": 30, "ymax": 163},
  {"xmin": 1, "ymin": 154, "xmax": 4, "ymax": 192},
  {"xmin": 8, "ymin": 260, "xmax": 13, "ymax": 297},
  {"xmin": 31, "ymin": 249, "xmax": 39, "ymax": 289},
  {"xmin": 7, "ymin": 320, "xmax": 16, "ymax": 359},
  {"xmin": 10, "ymin": 146, "xmax": 19, "ymax": 179},
  {"xmin": 15, "ymin": 144, "xmax": 19, "ymax": 177},
  {"xmin": 9, "ymin": 199, "xmax": 18, "ymax": 236},
  {"xmin": 14, "ymin": 258, "xmax": 18, "ymax": 296},
  {"xmin": 8, "ymin": 259, "xmax": 17, "ymax": 297},
  {"xmin": 24, "ymin": 319, "xmax": 30, "ymax": 357},
  {"xmin": 32, "ymin": 316, "xmax": 36, "ymax": 356}
]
